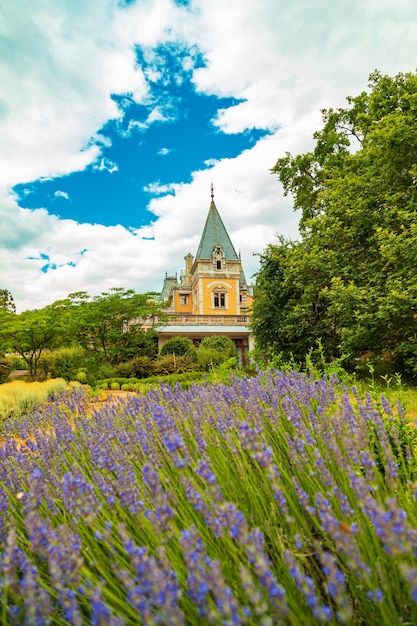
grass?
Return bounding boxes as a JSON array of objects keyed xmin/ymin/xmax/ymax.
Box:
[{"xmin": 0, "ymin": 378, "xmax": 68, "ymax": 424}]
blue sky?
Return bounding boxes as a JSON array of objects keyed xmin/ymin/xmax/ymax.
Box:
[
  {"xmin": 14, "ymin": 43, "xmax": 269, "ymax": 229},
  {"xmin": 1, "ymin": 0, "xmax": 416, "ymax": 311}
]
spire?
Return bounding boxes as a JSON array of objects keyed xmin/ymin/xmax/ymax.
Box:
[{"xmin": 195, "ymin": 188, "xmax": 239, "ymax": 261}]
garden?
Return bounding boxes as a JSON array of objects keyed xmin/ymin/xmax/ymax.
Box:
[{"xmin": 1, "ymin": 368, "xmax": 417, "ymax": 624}]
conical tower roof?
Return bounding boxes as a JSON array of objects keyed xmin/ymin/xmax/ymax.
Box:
[{"xmin": 195, "ymin": 191, "xmax": 239, "ymax": 261}]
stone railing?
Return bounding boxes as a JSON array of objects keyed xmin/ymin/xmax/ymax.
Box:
[{"xmin": 144, "ymin": 314, "xmax": 250, "ymax": 328}]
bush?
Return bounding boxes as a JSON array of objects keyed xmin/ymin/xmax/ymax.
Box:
[
  {"xmin": 0, "ymin": 378, "xmax": 68, "ymax": 421},
  {"xmin": 115, "ymin": 356, "xmax": 155, "ymax": 379},
  {"xmin": 160, "ymin": 336, "xmax": 197, "ymax": 359},
  {"xmin": 393, "ymin": 342, "xmax": 417, "ymax": 384},
  {"xmin": 2, "ymin": 371, "xmax": 417, "ymax": 623},
  {"xmin": 5, "ymin": 354, "xmax": 27, "ymax": 370},
  {"xmin": 153, "ymin": 353, "xmax": 196, "ymax": 375},
  {"xmin": 196, "ymin": 347, "xmax": 228, "ymax": 371},
  {"xmin": 38, "ymin": 346, "xmax": 86, "ymax": 381},
  {"xmin": 200, "ymin": 335, "xmax": 237, "ymax": 357},
  {"xmin": 0, "ymin": 357, "xmax": 13, "ymax": 383},
  {"xmin": 196, "ymin": 336, "xmax": 238, "ymax": 371},
  {"xmin": 75, "ymin": 371, "xmax": 88, "ymax": 384}
]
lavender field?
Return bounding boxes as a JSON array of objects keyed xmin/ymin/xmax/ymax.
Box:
[{"xmin": 1, "ymin": 370, "xmax": 417, "ymax": 625}]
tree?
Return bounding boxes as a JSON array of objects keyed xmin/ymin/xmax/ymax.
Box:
[
  {"xmin": 63, "ymin": 288, "xmax": 163, "ymax": 366},
  {"xmin": 0, "ymin": 289, "xmax": 16, "ymax": 313},
  {"xmin": 254, "ymin": 70, "xmax": 417, "ymax": 375},
  {"xmin": 0, "ymin": 306, "xmax": 65, "ymax": 380}
]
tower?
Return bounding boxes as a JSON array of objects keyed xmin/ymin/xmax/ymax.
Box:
[{"xmin": 156, "ymin": 187, "xmax": 254, "ymax": 364}]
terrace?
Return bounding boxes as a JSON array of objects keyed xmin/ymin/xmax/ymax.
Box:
[{"xmin": 149, "ymin": 313, "xmax": 250, "ymax": 327}]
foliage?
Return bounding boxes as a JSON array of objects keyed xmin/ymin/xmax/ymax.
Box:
[
  {"xmin": 1, "ymin": 373, "xmax": 417, "ymax": 623},
  {"xmin": 0, "ymin": 378, "xmax": 68, "ymax": 422},
  {"xmin": 4, "ymin": 354, "xmax": 27, "ymax": 370},
  {"xmin": 197, "ymin": 336, "xmax": 237, "ymax": 371},
  {"xmin": 200, "ymin": 335, "xmax": 237, "ymax": 356},
  {"xmin": 254, "ymin": 70, "xmax": 417, "ymax": 375},
  {"xmin": 160, "ymin": 336, "xmax": 197, "ymax": 359},
  {"xmin": 62, "ymin": 288, "xmax": 162, "ymax": 365},
  {"xmin": 197, "ymin": 346, "xmax": 229, "ymax": 370},
  {"xmin": 0, "ymin": 289, "xmax": 16, "ymax": 313},
  {"xmin": 38, "ymin": 346, "xmax": 87, "ymax": 381},
  {"xmin": 114, "ymin": 355, "xmax": 155, "ymax": 379},
  {"xmin": 153, "ymin": 353, "xmax": 196, "ymax": 374},
  {"xmin": 0, "ymin": 305, "xmax": 66, "ymax": 380},
  {"xmin": 0, "ymin": 358, "xmax": 13, "ymax": 384},
  {"xmin": 98, "ymin": 371, "xmax": 207, "ymax": 393}
]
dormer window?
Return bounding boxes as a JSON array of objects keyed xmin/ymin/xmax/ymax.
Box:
[{"xmin": 213, "ymin": 244, "xmax": 225, "ymax": 271}]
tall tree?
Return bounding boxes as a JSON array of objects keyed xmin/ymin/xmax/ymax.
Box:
[{"xmin": 254, "ymin": 70, "xmax": 417, "ymax": 376}]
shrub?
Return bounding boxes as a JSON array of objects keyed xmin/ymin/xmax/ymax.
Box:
[
  {"xmin": 197, "ymin": 346, "xmax": 236, "ymax": 371},
  {"xmin": 160, "ymin": 336, "xmax": 197, "ymax": 359},
  {"xmin": 75, "ymin": 371, "xmax": 88, "ymax": 384},
  {"xmin": 38, "ymin": 346, "xmax": 86, "ymax": 381},
  {"xmin": 200, "ymin": 334, "xmax": 237, "ymax": 357},
  {"xmin": 5, "ymin": 354, "xmax": 27, "ymax": 370},
  {"xmin": 115, "ymin": 355, "xmax": 155, "ymax": 379},
  {"xmin": 153, "ymin": 353, "xmax": 196, "ymax": 374},
  {"xmin": 1, "ymin": 372, "xmax": 417, "ymax": 623},
  {"xmin": 0, "ymin": 378, "xmax": 68, "ymax": 421},
  {"xmin": 0, "ymin": 357, "xmax": 13, "ymax": 383}
]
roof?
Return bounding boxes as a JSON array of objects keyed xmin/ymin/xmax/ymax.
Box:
[
  {"xmin": 160, "ymin": 274, "xmax": 178, "ymax": 301},
  {"xmin": 195, "ymin": 200, "xmax": 239, "ymax": 261}
]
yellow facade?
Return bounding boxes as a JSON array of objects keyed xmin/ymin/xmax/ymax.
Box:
[
  {"xmin": 168, "ymin": 258, "xmax": 252, "ymax": 317},
  {"xmin": 157, "ymin": 193, "xmax": 254, "ymax": 364}
]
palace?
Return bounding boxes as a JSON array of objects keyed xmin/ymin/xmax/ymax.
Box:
[{"xmin": 151, "ymin": 188, "xmax": 254, "ymax": 365}]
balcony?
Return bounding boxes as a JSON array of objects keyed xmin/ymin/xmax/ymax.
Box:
[{"xmin": 143, "ymin": 313, "xmax": 250, "ymax": 329}]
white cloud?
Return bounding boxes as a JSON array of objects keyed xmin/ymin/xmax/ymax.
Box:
[
  {"xmin": 54, "ymin": 190, "xmax": 70, "ymax": 200},
  {"xmin": 1, "ymin": 0, "xmax": 417, "ymax": 311},
  {"xmin": 0, "ymin": 0, "xmax": 153, "ymax": 188},
  {"xmin": 92, "ymin": 158, "xmax": 119, "ymax": 174},
  {"xmin": 143, "ymin": 182, "xmax": 175, "ymax": 196},
  {"xmin": 0, "ymin": 191, "xmax": 174, "ymax": 312}
]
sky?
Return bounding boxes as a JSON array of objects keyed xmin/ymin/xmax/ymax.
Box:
[{"xmin": 1, "ymin": 0, "xmax": 416, "ymax": 312}]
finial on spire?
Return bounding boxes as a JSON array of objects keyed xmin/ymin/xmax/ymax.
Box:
[{"xmin": 210, "ymin": 182, "xmax": 214, "ymax": 201}]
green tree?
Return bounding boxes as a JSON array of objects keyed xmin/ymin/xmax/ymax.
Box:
[
  {"xmin": 254, "ymin": 70, "xmax": 417, "ymax": 375},
  {"xmin": 64, "ymin": 288, "xmax": 163, "ymax": 366},
  {"xmin": 0, "ymin": 289, "xmax": 16, "ymax": 313},
  {"xmin": 0, "ymin": 306, "xmax": 65, "ymax": 380}
]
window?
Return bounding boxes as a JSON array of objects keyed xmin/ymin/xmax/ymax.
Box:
[
  {"xmin": 213, "ymin": 244, "xmax": 225, "ymax": 271},
  {"xmin": 180, "ymin": 294, "xmax": 188, "ymax": 306},
  {"xmin": 213, "ymin": 291, "xmax": 226, "ymax": 308}
]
